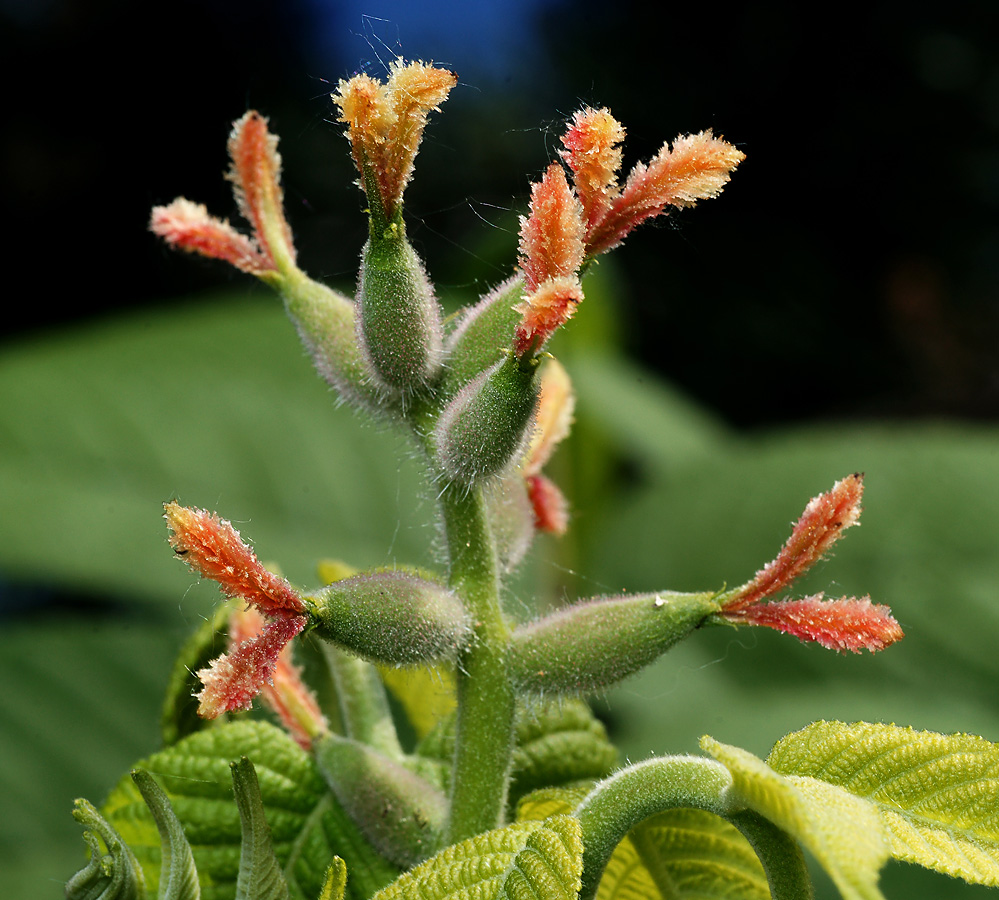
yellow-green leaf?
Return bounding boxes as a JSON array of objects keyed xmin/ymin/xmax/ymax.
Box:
[
  {"xmin": 378, "ymin": 665, "xmax": 456, "ymax": 739},
  {"xmin": 702, "ymin": 736, "xmax": 889, "ymax": 900},
  {"xmin": 596, "ymin": 808, "xmax": 769, "ymax": 900},
  {"xmin": 516, "ymin": 786, "xmax": 591, "ymax": 822},
  {"xmin": 372, "ymin": 815, "xmax": 582, "ymax": 900},
  {"xmin": 767, "ymin": 720, "xmax": 999, "ymax": 886},
  {"xmin": 318, "ymin": 858, "xmax": 347, "ymax": 900}
]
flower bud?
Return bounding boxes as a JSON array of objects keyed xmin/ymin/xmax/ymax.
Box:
[
  {"xmin": 433, "ymin": 352, "xmax": 539, "ymax": 486},
  {"xmin": 305, "ymin": 571, "xmax": 470, "ymax": 664},
  {"xmin": 443, "ymin": 275, "xmax": 524, "ymax": 395},
  {"xmin": 509, "ymin": 591, "xmax": 721, "ymax": 695},
  {"xmin": 357, "ymin": 228, "xmax": 444, "ymax": 399},
  {"xmin": 279, "ymin": 269, "xmax": 380, "ymax": 412},
  {"xmin": 314, "ymin": 733, "xmax": 447, "ymax": 867}
]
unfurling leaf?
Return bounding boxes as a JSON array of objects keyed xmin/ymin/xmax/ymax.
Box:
[
  {"xmin": 702, "ymin": 735, "xmax": 889, "ymax": 900},
  {"xmin": 67, "ymin": 799, "xmax": 147, "ymax": 900},
  {"xmin": 768, "ymin": 721, "xmax": 999, "ymax": 887},
  {"xmin": 131, "ymin": 770, "xmax": 200, "ymax": 900},
  {"xmin": 230, "ymin": 757, "xmax": 291, "ymax": 900}
]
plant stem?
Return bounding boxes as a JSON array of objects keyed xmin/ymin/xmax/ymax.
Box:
[
  {"xmin": 573, "ymin": 756, "xmax": 735, "ymax": 900},
  {"xmin": 439, "ymin": 482, "xmax": 516, "ymax": 843},
  {"xmin": 728, "ymin": 810, "xmax": 814, "ymax": 900},
  {"xmin": 321, "ymin": 643, "xmax": 403, "ymax": 759}
]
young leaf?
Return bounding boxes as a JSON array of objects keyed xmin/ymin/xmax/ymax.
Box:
[
  {"xmin": 131, "ymin": 770, "xmax": 201, "ymax": 900},
  {"xmin": 595, "ymin": 809, "xmax": 770, "ymax": 900},
  {"xmin": 102, "ymin": 721, "xmax": 399, "ymax": 900},
  {"xmin": 516, "ymin": 785, "xmax": 592, "ymax": 823},
  {"xmin": 702, "ymin": 736, "xmax": 889, "ymax": 900},
  {"xmin": 768, "ymin": 721, "xmax": 999, "ymax": 887},
  {"xmin": 509, "ymin": 699, "xmax": 618, "ymax": 806},
  {"xmin": 230, "ymin": 757, "xmax": 292, "ymax": 900},
  {"xmin": 67, "ymin": 798, "xmax": 147, "ymax": 900},
  {"xmin": 317, "ymin": 857, "xmax": 347, "ymax": 900},
  {"xmin": 370, "ymin": 816, "xmax": 582, "ymax": 900}
]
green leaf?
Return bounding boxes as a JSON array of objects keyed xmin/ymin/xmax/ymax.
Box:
[
  {"xmin": 67, "ymin": 798, "xmax": 147, "ymax": 900},
  {"xmin": 596, "ymin": 809, "xmax": 770, "ymax": 900},
  {"xmin": 132, "ymin": 770, "xmax": 201, "ymax": 900},
  {"xmin": 516, "ymin": 786, "xmax": 592, "ymax": 823},
  {"xmin": 510, "ymin": 700, "xmax": 618, "ymax": 806},
  {"xmin": 231, "ymin": 757, "xmax": 292, "ymax": 900},
  {"xmin": 317, "ymin": 858, "xmax": 347, "ymax": 900},
  {"xmin": 102, "ymin": 721, "xmax": 399, "ymax": 900},
  {"xmin": 768, "ymin": 721, "xmax": 999, "ymax": 887},
  {"xmin": 371, "ymin": 815, "xmax": 582, "ymax": 900},
  {"xmin": 702, "ymin": 736, "xmax": 889, "ymax": 900}
]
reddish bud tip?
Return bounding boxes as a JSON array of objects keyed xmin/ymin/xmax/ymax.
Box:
[
  {"xmin": 228, "ymin": 606, "xmax": 327, "ymax": 745},
  {"xmin": 226, "ymin": 110, "xmax": 296, "ymax": 272},
  {"xmin": 519, "ymin": 164, "xmax": 586, "ymax": 294},
  {"xmin": 149, "ymin": 199, "xmax": 273, "ymax": 274},
  {"xmin": 513, "ymin": 276, "xmax": 584, "ymax": 357},
  {"xmin": 527, "ymin": 474, "xmax": 569, "ymax": 535},
  {"xmin": 559, "ymin": 107, "xmax": 625, "ymax": 229},
  {"xmin": 585, "ymin": 129, "xmax": 745, "ymax": 256},
  {"xmin": 195, "ymin": 612, "xmax": 307, "ymax": 718},
  {"xmin": 727, "ymin": 474, "xmax": 865, "ymax": 611},
  {"xmin": 164, "ymin": 502, "xmax": 304, "ymax": 614},
  {"xmin": 333, "ymin": 59, "xmax": 457, "ymax": 219},
  {"xmin": 723, "ymin": 594, "xmax": 903, "ymax": 653}
]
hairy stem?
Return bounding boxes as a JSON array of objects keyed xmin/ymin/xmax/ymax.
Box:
[
  {"xmin": 321, "ymin": 643, "xmax": 403, "ymax": 759},
  {"xmin": 573, "ymin": 756, "xmax": 735, "ymax": 900},
  {"xmin": 728, "ymin": 810, "xmax": 814, "ymax": 900},
  {"xmin": 439, "ymin": 482, "xmax": 516, "ymax": 843}
]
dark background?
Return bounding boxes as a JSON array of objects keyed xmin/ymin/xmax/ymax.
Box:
[{"xmin": 4, "ymin": 0, "xmax": 998, "ymax": 428}]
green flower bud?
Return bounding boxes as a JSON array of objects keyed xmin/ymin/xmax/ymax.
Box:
[
  {"xmin": 357, "ymin": 224, "xmax": 443, "ymax": 399},
  {"xmin": 305, "ymin": 571, "xmax": 470, "ymax": 664},
  {"xmin": 443, "ymin": 274, "xmax": 524, "ymax": 395},
  {"xmin": 314, "ymin": 733, "xmax": 447, "ymax": 867},
  {"xmin": 280, "ymin": 268, "xmax": 381, "ymax": 412},
  {"xmin": 509, "ymin": 591, "xmax": 721, "ymax": 695},
  {"xmin": 433, "ymin": 352, "xmax": 539, "ymax": 486}
]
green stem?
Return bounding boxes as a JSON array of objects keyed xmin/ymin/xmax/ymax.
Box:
[
  {"xmin": 321, "ymin": 643, "xmax": 404, "ymax": 760},
  {"xmin": 440, "ymin": 482, "xmax": 516, "ymax": 843},
  {"xmin": 728, "ymin": 810, "xmax": 814, "ymax": 900},
  {"xmin": 573, "ymin": 756, "xmax": 735, "ymax": 900}
]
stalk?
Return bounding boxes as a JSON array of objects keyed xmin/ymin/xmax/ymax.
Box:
[
  {"xmin": 438, "ymin": 481, "xmax": 516, "ymax": 843},
  {"xmin": 320, "ymin": 643, "xmax": 403, "ymax": 759},
  {"xmin": 573, "ymin": 756, "xmax": 735, "ymax": 900}
]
